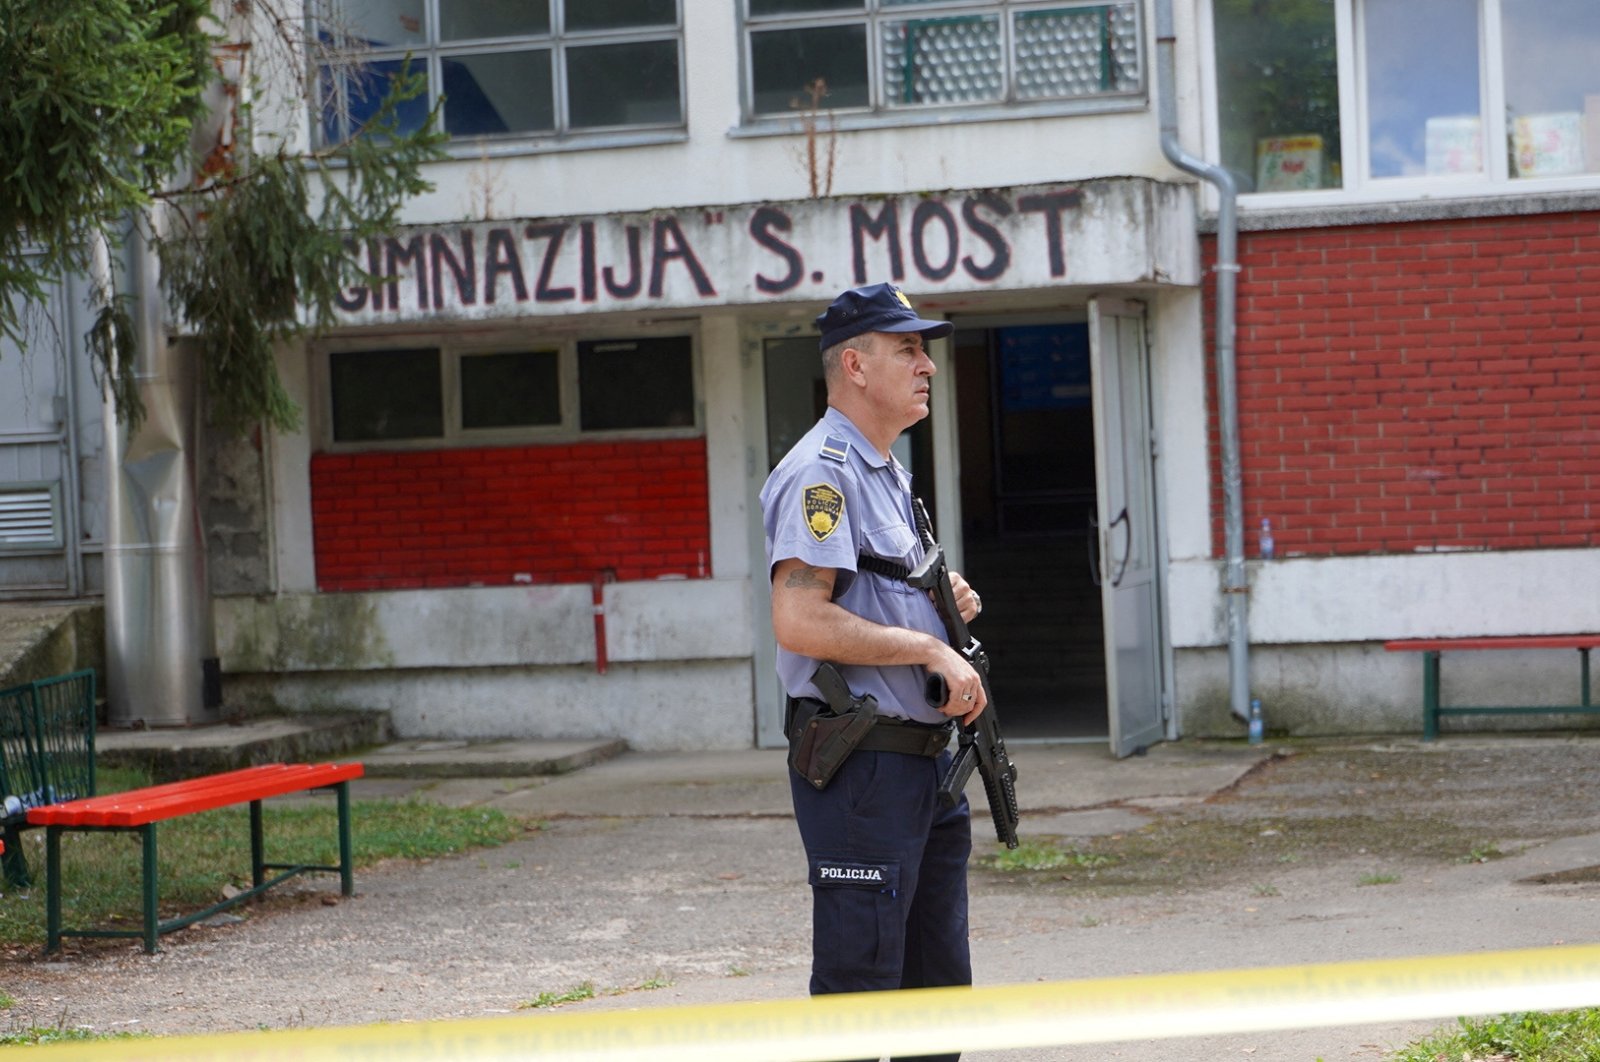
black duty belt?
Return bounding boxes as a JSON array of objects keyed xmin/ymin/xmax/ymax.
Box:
[
  {"xmin": 860, "ymin": 716, "xmax": 953, "ymax": 756},
  {"xmin": 788, "ymin": 698, "xmax": 951, "ymax": 757}
]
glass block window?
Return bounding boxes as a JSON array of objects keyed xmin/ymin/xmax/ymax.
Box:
[
  {"xmin": 317, "ymin": 0, "xmax": 684, "ymax": 144},
  {"xmin": 744, "ymin": 0, "xmax": 1143, "ymax": 119}
]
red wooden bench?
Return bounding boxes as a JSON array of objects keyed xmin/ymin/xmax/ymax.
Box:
[
  {"xmin": 1384, "ymin": 636, "xmax": 1600, "ymax": 740},
  {"xmin": 28, "ymin": 761, "xmax": 363, "ymax": 953}
]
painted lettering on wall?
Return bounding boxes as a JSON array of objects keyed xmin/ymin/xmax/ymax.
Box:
[{"xmin": 330, "ymin": 183, "xmax": 1141, "ymax": 325}]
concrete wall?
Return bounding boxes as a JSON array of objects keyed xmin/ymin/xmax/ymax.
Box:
[
  {"xmin": 1178, "ymin": 640, "xmax": 1600, "ymax": 738},
  {"xmin": 1169, "ymin": 549, "xmax": 1600, "ymax": 736},
  {"xmin": 214, "ymin": 578, "xmax": 755, "ymax": 749}
]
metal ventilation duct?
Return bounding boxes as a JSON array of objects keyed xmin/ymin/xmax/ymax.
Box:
[{"xmin": 102, "ymin": 228, "xmax": 217, "ymax": 728}]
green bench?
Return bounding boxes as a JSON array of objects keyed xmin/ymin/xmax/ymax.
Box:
[
  {"xmin": 1384, "ymin": 636, "xmax": 1599, "ymax": 740},
  {"xmin": 0, "ymin": 669, "xmax": 96, "ymax": 886}
]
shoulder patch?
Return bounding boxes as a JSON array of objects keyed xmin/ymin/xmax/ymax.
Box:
[
  {"xmin": 819, "ymin": 434, "xmax": 850, "ymax": 463},
  {"xmin": 802, "ymin": 483, "xmax": 845, "ymax": 542}
]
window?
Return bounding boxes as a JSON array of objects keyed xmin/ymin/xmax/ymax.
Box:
[
  {"xmin": 317, "ymin": 0, "xmax": 683, "ymax": 145},
  {"xmin": 1211, "ymin": 0, "xmax": 1600, "ymax": 198},
  {"xmin": 460, "ymin": 350, "xmax": 561, "ymax": 430},
  {"xmin": 324, "ymin": 336, "xmax": 697, "ymax": 447},
  {"xmin": 330, "ymin": 348, "xmax": 444, "ymax": 442},
  {"xmin": 743, "ymin": 0, "xmax": 1143, "ymax": 121},
  {"xmin": 577, "ymin": 338, "xmax": 696, "ymax": 430}
]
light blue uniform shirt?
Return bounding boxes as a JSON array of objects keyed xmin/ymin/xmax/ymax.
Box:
[{"xmin": 760, "ymin": 406, "xmax": 948, "ymax": 724}]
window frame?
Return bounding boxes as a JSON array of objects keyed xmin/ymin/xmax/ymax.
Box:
[
  {"xmin": 1201, "ymin": 0, "xmax": 1600, "ymax": 210},
  {"xmin": 316, "ymin": 327, "xmax": 703, "ymax": 453},
  {"xmin": 314, "ymin": 0, "xmax": 689, "ymax": 154},
  {"xmin": 736, "ymin": 0, "xmax": 1148, "ymax": 133}
]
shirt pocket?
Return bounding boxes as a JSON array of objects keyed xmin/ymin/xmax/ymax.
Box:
[{"xmin": 860, "ymin": 524, "xmax": 919, "ymax": 594}]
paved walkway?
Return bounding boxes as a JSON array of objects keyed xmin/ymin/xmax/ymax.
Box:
[{"xmin": 26, "ymin": 726, "xmax": 1600, "ymax": 1060}]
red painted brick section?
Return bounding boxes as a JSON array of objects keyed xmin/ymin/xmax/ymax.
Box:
[
  {"xmin": 1203, "ymin": 211, "xmax": 1600, "ymax": 557},
  {"xmin": 310, "ymin": 438, "xmax": 711, "ymax": 590}
]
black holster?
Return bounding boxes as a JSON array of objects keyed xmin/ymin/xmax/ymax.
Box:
[
  {"xmin": 787, "ymin": 693, "xmax": 878, "ymax": 790},
  {"xmin": 787, "ymin": 663, "xmax": 881, "ymax": 789}
]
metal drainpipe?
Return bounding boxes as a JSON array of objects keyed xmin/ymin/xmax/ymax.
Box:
[
  {"xmin": 101, "ymin": 219, "xmax": 217, "ymax": 728},
  {"xmin": 1154, "ymin": 0, "xmax": 1252, "ymax": 728}
]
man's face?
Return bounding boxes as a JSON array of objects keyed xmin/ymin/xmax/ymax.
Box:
[{"xmin": 857, "ymin": 330, "xmax": 936, "ymax": 429}]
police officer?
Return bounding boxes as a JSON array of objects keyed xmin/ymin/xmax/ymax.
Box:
[{"xmin": 760, "ymin": 282, "xmax": 986, "ymax": 1062}]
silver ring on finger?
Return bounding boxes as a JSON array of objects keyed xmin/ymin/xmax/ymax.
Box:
[{"xmin": 961, "ymin": 692, "xmax": 974, "ymax": 701}]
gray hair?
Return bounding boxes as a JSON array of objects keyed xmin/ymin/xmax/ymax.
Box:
[{"xmin": 821, "ymin": 332, "xmax": 874, "ymax": 386}]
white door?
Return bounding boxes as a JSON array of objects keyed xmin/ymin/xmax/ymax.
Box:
[
  {"xmin": 1089, "ymin": 298, "xmax": 1166, "ymax": 757},
  {"xmin": 0, "ymin": 271, "xmax": 80, "ymax": 597}
]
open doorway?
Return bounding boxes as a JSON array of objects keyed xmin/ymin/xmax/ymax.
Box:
[{"xmin": 952, "ymin": 319, "xmax": 1109, "ymax": 741}]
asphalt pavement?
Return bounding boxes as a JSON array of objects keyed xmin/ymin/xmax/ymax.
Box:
[{"xmin": 19, "ymin": 726, "xmax": 1600, "ymax": 1061}]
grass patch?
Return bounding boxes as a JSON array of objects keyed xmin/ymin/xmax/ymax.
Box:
[
  {"xmin": 520, "ymin": 982, "xmax": 597, "ymax": 1009},
  {"xmin": 0, "ymin": 1026, "xmax": 147, "ymax": 1046},
  {"xmin": 982, "ymin": 840, "xmax": 1114, "ymax": 873},
  {"xmin": 1460, "ymin": 842, "xmax": 1506, "ymax": 864},
  {"xmin": 974, "ymin": 809, "xmax": 1486, "ymax": 897},
  {"xmin": 519, "ymin": 975, "xmax": 673, "ymax": 1010},
  {"xmin": 1357, "ymin": 872, "xmax": 1401, "ymax": 886},
  {"xmin": 1388, "ymin": 1008, "xmax": 1600, "ymax": 1061},
  {"xmin": 0, "ymin": 765, "xmax": 525, "ymax": 950}
]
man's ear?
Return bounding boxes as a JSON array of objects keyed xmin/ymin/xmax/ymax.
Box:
[{"xmin": 840, "ymin": 342, "xmax": 868, "ymax": 387}]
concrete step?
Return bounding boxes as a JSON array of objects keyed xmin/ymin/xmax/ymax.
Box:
[
  {"xmin": 95, "ymin": 713, "xmax": 630, "ymax": 783},
  {"xmin": 359, "ymin": 737, "xmax": 629, "ymax": 779},
  {"xmin": 96, "ymin": 713, "xmax": 391, "ymax": 782},
  {"xmin": 0, "ymin": 603, "xmax": 102, "ymax": 689}
]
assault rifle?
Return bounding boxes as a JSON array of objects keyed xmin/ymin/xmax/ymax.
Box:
[{"xmin": 908, "ymin": 500, "xmax": 1021, "ymax": 849}]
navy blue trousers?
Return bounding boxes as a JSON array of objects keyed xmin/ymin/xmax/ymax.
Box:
[{"xmin": 791, "ymin": 747, "xmax": 972, "ymax": 1062}]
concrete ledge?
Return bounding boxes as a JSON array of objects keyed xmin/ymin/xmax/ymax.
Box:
[
  {"xmin": 96, "ymin": 713, "xmax": 390, "ymax": 782},
  {"xmin": 359, "ymin": 737, "xmax": 629, "ymax": 779}
]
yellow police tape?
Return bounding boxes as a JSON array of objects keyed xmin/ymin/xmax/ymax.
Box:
[{"xmin": 35, "ymin": 943, "xmax": 1600, "ymax": 1062}]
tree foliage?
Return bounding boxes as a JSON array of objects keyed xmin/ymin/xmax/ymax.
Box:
[
  {"xmin": 0, "ymin": 0, "xmax": 210, "ymax": 329},
  {"xmin": 157, "ymin": 74, "xmax": 443, "ymax": 433},
  {"xmin": 0, "ymin": 0, "xmax": 445, "ymax": 432}
]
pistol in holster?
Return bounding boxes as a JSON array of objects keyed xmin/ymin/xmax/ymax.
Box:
[{"xmin": 786, "ymin": 662, "xmax": 878, "ymax": 790}]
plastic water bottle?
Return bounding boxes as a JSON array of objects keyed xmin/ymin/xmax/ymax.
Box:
[
  {"xmin": 1247, "ymin": 698, "xmax": 1264, "ymax": 745},
  {"xmin": 1259, "ymin": 518, "xmax": 1275, "ymax": 560}
]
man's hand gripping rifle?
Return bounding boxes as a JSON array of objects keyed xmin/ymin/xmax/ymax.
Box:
[{"xmin": 908, "ymin": 500, "xmax": 1020, "ymax": 849}]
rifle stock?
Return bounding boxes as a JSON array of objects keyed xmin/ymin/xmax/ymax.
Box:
[{"xmin": 908, "ymin": 536, "xmax": 1021, "ymax": 850}]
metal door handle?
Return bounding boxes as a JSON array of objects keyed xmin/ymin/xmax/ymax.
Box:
[{"xmin": 1107, "ymin": 507, "xmax": 1131, "ymax": 588}]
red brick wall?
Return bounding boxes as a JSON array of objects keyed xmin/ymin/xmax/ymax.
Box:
[
  {"xmin": 311, "ymin": 438, "xmax": 711, "ymax": 590},
  {"xmin": 1204, "ymin": 211, "xmax": 1600, "ymax": 557}
]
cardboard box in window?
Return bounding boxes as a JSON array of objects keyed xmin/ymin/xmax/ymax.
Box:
[
  {"xmin": 1255, "ymin": 135, "xmax": 1324, "ymax": 192},
  {"xmin": 1424, "ymin": 116, "xmax": 1482, "ymax": 175},
  {"xmin": 1513, "ymin": 112, "xmax": 1584, "ymax": 177}
]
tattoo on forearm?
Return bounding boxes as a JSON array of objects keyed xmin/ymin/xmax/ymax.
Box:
[{"xmin": 785, "ymin": 565, "xmax": 833, "ymax": 592}]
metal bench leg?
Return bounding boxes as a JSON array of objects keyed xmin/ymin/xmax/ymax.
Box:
[
  {"xmin": 142, "ymin": 824, "xmax": 159, "ymax": 954},
  {"xmin": 250, "ymin": 799, "xmax": 265, "ymax": 893},
  {"xmin": 337, "ymin": 781, "xmax": 354, "ymax": 896},
  {"xmin": 45, "ymin": 826, "xmax": 61, "ymax": 954},
  {"xmin": 1423, "ymin": 650, "xmax": 1441, "ymax": 741},
  {"xmin": 1582, "ymin": 648, "xmax": 1592, "ymax": 710}
]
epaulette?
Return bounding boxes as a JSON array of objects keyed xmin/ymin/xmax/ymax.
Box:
[{"xmin": 819, "ymin": 434, "xmax": 850, "ymax": 463}]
